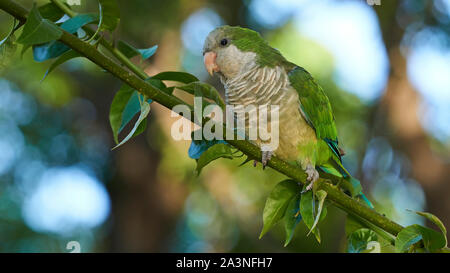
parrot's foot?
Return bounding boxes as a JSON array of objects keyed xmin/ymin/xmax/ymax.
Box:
[
  {"xmin": 301, "ymin": 164, "xmax": 319, "ymax": 193},
  {"xmin": 261, "ymin": 150, "xmax": 273, "ymax": 170}
]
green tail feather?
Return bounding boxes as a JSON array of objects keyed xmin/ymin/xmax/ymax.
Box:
[
  {"xmin": 318, "ymin": 161, "xmax": 374, "ymax": 209},
  {"xmin": 360, "ymin": 193, "xmax": 374, "ymax": 209}
]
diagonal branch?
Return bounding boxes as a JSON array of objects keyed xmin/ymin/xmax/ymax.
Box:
[
  {"xmin": 50, "ymin": 0, "xmax": 149, "ymax": 80},
  {"xmin": 0, "ymin": 0, "xmax": 404, "ymax": 239}
]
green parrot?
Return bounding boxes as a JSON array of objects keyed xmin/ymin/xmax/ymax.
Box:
[{"xmin": 202, "ymin": 26, "xmax": 372, "ymax": 203}]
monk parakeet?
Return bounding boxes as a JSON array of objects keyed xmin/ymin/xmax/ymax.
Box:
[{"xmin": 202, "ymin": 26, "xmax": 371, "ymax": 200}]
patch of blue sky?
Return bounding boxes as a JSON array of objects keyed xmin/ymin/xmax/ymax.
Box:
[
  {"xmin": 181, "ymin": 8, "xmax": 224, "ymax": 55},
  {"xmin": 247, "ymin": 0, "xmax": 309, "ymax": 29},
  {"xmin": 407, "ymin": 27, "xmax": 450, "ymax": 141},
  {"xmin": 293, "ymin": 0, "xmax": 389, "ymax": 101},
  {"xmin": 180, "ymin": 8, "xmax": 224, "ymax": 79}
]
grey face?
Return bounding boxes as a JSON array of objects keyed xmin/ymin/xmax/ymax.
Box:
[
  {"xmin": 203, "ymin": 28, "xmax": 230, "ymax": 55},
  {"xmin": 203, "ymin": 28, "xmax": 256, "ymax": 80}
]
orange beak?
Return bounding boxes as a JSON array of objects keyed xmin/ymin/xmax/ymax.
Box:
[{"xmin": 203, "ymin": 51, "xmax": 220, "ymax": 76}]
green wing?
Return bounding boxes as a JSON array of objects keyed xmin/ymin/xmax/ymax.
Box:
[
  {"xmin": 287, "ymin": 66, "xmax": 340, "ymax": 159},
  {"xmin": 287, "ymin": 67, "xmax": 373, "ymax": 206}
]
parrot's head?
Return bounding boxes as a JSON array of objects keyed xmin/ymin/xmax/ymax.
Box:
[{"xmin": 203, "ymin": 26, "xmax": 287, "ymax": 80}]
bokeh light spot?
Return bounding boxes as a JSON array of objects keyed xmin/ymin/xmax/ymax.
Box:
[{"xmin": 22, "ymin": 167, "xmax": 110, "ymax": 235}]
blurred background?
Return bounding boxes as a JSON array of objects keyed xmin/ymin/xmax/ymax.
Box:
[{"xmin": 0, "ymin": 0, "xmax": 449, "ymax": 252}]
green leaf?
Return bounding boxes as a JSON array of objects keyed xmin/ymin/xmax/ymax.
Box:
[
  {"xmin": 138, "ymin": 46, "xmax": 158, "ymax": 60},
  {"xmin": 319, "ymin": 204, "xmax": 327, "ymax": 223},
  {"xmin": 415, "ymin": 211, "xmax": 447, "ymax": 246},
  {"xmin": 112, "ymin": 99, "xmax": 150, "ymax": 149},
  {"xmin": 238, "ymin": 156, "xmax": 253, "ymax": 167},
  {"xmin": 361, "ymin": 241, "xmax": 381, "ymax": 253},
  {"xmin": 413, "ymin": 224, "xmax": 446, "ymax": 252},
  {"xmin": 347, "ymin": 228, "xmax": 378, "ymax": 253},
  {"xmin": 188, "ymin": 129, "xmax": 227, "ymax": 159},
  {"xmin": 0, "ymin": 19, "xmax": 16, "ymax": 46},
  {"xmin": 98, "ymin": 0, "xmax": 120, "ymax": 31},
  {"xmin": 345, "ymin": 214, "xmax": 395, "ymax": 253},
  {"xmin": 33, "ymin": 13, "xmax": 98, "ymax": 62},
  {"xmin": 117, "ymin": 41, "xmax": 158, "ymax": 60},
  {"xmin": 395, "ymin": 224, "xmax": 446, "ymax": 252},
  {"xmin": 132, "ymin": 117, "xmax": 148, "ymax": 137},
  {"xmin": 38, "ymin": 3, "xmax": 65, "ymax": 22},
  {"xmin": 87, "ymin": 0, "xmax": 120, "ymax": 42},
  {"xmin": 33, "ymin": 42, "xmax": 69, "ymax": 62},
  {"xmin": 152, "ymin": 71, "xmax": 199, "ymax": 84},
  {"xmin": 0, "ymin": 22, "xmax": 18, "ymax": 70},
  {"xmin": 145, "ymin": 77, "xmax": 167, "ymax": 90},
  {"xmin": 17, "ymin": 4, "xmax": 63, "ymax": 46},
  {"xmin": 178, "ymin": 81, "xmax": 226, "ymax": 109},
  {"xmin": 395, "ymin": 225, "xmax": 424, "ymax": 253},
  {"xmin": 109, "ymin": 78, "xmax": 161, "ymax": 144},
  {"xmin": 122, "ymin": 93, "xmax": 152, "ymax": 133},
  {"xmin": 0, "ymin": 19, "xmax": 17, "ymax": 47},
  {"xmin": 109, "ymin": 83, "xmax": 154, "ymax": 144},
  {"xmin": 42, "ymin": 50, "xmax": 82, "ymax": 81},
  {"xmin": 196, "ymin": 143, "xmax": 233, "ymax": 174},
  {"xmin": 145, "ymin": 77, "xmax": 176, "ymax": 96},
  {"xmin": 283, "ymin": 193, "xmax": 302, "ymax": 246},
  {"xmin": 260, "ymin": 180, "xmax": 300, "ymax": 239},
  {"xmin": 119, "ymin": 92, "xmax": 141, "ymax": 130},
  {"xmin": 308, "ymin": 190, "xmax": 327, "ymax": 236},
  {"xmin": 59, "ymin": 13, "xmax": 99, "ymax": 34},
  {"xmin": 300, "ymin": 186, "xmax": 320, "ymax": 243},
  {"xmin": 110, "ymin": 84, "xmax": 137, "ymax": 143},
  {"xmin": 0, "ymin": 32, "xmax": 13, "ymax": 46},
  {"xmin": 164, "ymin": 86, "xmax": 175, "ymax": 95},
  {"xmin": 117, "ymin": 41, "xmax": 139, "ymax": 58}
]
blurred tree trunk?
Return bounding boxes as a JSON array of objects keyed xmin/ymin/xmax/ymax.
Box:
[
  {"xmin": 106, "ymin": 0, "xmax": 205, "ymax": 252},
  {"xmin": 373, "ymin": 1, "xmax": 450, "ymax": 237},
  {"xmin": 107, "ymin": 30, "xmax": 183, "ymax": 253},
  {"xmin": 109, "ymin": 137, "xmax": 175, "ymax": 252},
  {"xmin": 71, "ymin": 70, "xmax": 175, "ymax": 252}
]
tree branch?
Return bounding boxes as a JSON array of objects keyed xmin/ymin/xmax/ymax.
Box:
[
  {"xmin": 50, "ymin": 0, "xmax": 149, "ymax": 80},
  {"xmin": 0, "ymin": 0, "xmax": 404, "ymax": 239}
]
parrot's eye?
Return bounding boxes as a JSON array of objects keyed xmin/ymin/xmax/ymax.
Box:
[{"xmin": 220, "ymin": 38, "xmax": 229, "ymax": 46}]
